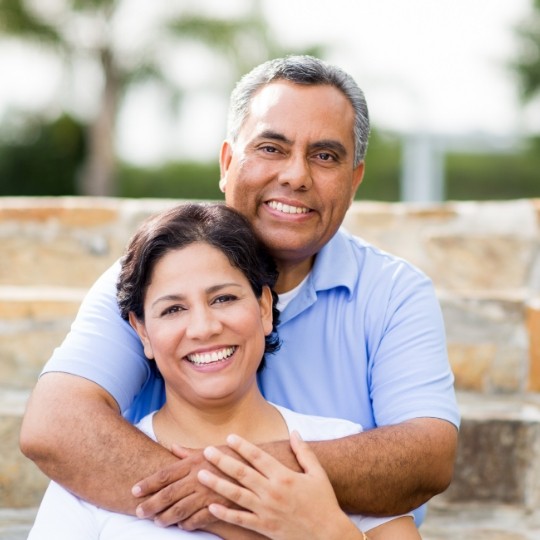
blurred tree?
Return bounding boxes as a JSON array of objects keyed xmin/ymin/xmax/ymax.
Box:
[
  {"xmin": 513, "ymin": 0, "xmax": 540, "ymax": 101},
  {"xmin": 0, "ymin": 113, "xmax": 85, "ymax": 195},
  {"xmin": 0, "ymin": 0, "xmax": 322, "ymax": 197}
]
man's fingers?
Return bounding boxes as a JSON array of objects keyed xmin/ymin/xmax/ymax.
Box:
[
  {"xmin": 132, "ymin": 461, "xmax": 189, "ymax": 499},
  {"xmin": 135, "ymin": 479, "xmax": 196, "ymax": 520},
  {"xmin": 179, "ymin": 506, "xmax": 219, "ymax": 531},
  {"xmin": 171, "ymin": 443, "xmax": 191, "ymax": 459},
  {"xmin": 151, "ymin": 492, "xmax": 205, "ymax": 529}
]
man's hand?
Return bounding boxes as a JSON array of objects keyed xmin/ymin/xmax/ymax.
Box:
[{"xmin": 132, "ymin": 444, "xmax": 230, "ymax": 529}]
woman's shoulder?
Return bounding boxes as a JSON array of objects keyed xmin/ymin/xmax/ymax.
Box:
[{"xmin": 271, "ymin": 404, "xmax": 363, "ymax": 441}]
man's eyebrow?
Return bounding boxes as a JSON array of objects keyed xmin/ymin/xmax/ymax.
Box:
[
  {"xmin": 257, "ymin": 130, "xmax": 292, "ymax": 144},
  {"xmin": 309, "ymin": 140, "xmax": 348, "ymax": 157}
]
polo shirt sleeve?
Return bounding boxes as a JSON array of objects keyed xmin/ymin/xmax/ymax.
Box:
[
  {"xmin": 368, "ymin": 264, "xmax": 459, "ymax": 428},
  {"xmin": 41, "ymin": 261, "xmax": 150, "ymax": 414}
]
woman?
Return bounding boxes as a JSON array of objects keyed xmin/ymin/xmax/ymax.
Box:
[{"xmin": 28, "ymin": 203, "xmax": 420, "ymax": 539}]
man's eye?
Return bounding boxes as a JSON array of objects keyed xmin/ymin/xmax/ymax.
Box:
[
  {"xmin": 317, "ymin": 152, "xmax": 335, "ymax": 161},
  {"xmin": 261, "ymin": 145, "xmax": 279, "ymax": 153}
]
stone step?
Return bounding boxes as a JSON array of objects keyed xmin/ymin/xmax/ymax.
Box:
[
  {"xmin": 1, "ymin": 502, "xmax": 539, "ymax": 540},
  {"xmin": 3, "ymin": 389, "xmax": 540, "ymax": 512},
  {"xmin": 443, "ymin": 391, "xmax": 540, "ymax": 509},
  {"xmin": 422, "ymin": 495, "xmax": 540, "ymax": 540},
  {"xmin": 0, "ymin": 287, "xmax": 85, "ymax": 390},
  {"xmin": 0, "ymin": 389, "xmax": 49, "ymax": 509},
  {"xmin": 0, "ymin": 508, "xmax": 37, "ymax": 540}
]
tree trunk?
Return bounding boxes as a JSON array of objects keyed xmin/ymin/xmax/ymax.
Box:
[{"xmin": 78, "ymin": 48, "xmax": 119, "ymax": 196}]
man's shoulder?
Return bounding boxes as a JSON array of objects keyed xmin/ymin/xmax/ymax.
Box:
[{"xmin": 315, "ymin": 228, "xmax": 430, "ymax": 289}]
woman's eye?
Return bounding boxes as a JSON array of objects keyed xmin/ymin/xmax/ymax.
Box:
[
  {"xmin": 213, "ymin": 294, "xmax": 237, "ymax": 305},
  {"xmin": 161, "ymin": 305, "xmax": 183, "ymax": 316}
]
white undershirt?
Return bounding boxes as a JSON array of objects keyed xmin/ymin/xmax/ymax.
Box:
[{"xmin": 277, "ymin": 272, "xmax": 310, "ymax": 312}]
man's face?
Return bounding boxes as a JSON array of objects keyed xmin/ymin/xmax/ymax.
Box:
[{"xmin": 219, "ymin": 81, "xmax": 365, "ymax": 268}]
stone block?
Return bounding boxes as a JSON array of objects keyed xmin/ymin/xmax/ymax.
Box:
[
  {"xmin": 440, "ymin": 291, "xmax": 528, "ymax": 393},
  {"xmin": 0, "ymin": 389, "xmax": 49, "ymax": 508},
  {"xmin": 444, "ymin": 393, "xmax": 540, "ymax": 509},
  {"xmin": 528, "ymin": 299, "xmax": 540, "ymax": 392},
  {"xmin": 0, "ymin": 287, "xmax": 84, "ymax": 389}
]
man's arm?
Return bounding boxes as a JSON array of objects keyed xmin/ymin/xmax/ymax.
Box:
[
  {"xmin": 20, "ymin": 372, "xmax": 178, "ymax": 513},
  {"xmin": 134, "ymin": 416, "xmax": 457, "ymax": 529},
  {"xmin": 308, "ymin": 417, "xmax": 457, "ymax": 515}
]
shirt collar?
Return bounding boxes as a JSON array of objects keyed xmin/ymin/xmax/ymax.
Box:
[{"xmin": 310, "ymin": 227, "xmax": 357, "ymax": 298}]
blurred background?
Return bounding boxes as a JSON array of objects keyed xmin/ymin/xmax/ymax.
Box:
[{"xmin": 0, "ymin": 0, "xmax": 538, "ymax": 202}]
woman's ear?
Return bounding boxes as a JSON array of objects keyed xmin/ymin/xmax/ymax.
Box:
[
  {"xmin": 129, "ymin": 312, "xmax": 154, "ymax": 360},
  {"xmin": 259, "ymin": 286, "xmax": 274, "ymax": 336}
]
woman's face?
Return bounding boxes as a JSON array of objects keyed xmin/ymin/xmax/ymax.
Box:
[{"xmin": 130, "ymin": 242, "xmax": 273, "ymax": 409}]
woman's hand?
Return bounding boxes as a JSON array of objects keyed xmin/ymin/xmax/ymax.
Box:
[{"xmin": 198, "ymin": 431, "xmax": 364, "ymax": 540}]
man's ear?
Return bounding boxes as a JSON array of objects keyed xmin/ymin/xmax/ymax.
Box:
[
  {"xmin": 349, "ymin": 161, "xmax": 365, "ymax": 205},
  {"xmin": 129, "ymin": 312, "xmax": 154, "ymax": 360},
  {"xmin": 219, "ymin": 140, "xmax": 233, "ymax": 193}
]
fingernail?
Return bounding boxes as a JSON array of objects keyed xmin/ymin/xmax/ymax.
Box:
[
  {"xmin": 198, "ymin": 469, "xmax": 210, "ymax": 482},
  {"xmin": 203, "ymin": 446, "xmax": 217, "ymax": 459},
  {"xmin": 135, "ymin": 505, "xmax": 145, "ymax": 518},
  {"xmin": 226, "ymin": 433, "xmax": 239, "ymax": 444},
  {"xmin": 132, "ymin": 485, "xmax": 142, "ymax": 497}
]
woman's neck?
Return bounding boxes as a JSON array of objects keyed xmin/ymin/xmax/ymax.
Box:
[{"xmin": 152, "ymin": 386, "xmax": 287, "ymax": 449}]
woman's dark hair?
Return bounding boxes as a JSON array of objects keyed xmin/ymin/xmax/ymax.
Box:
[{"xmin": 117, "ymin": 203, "xmax": 280, "ymax": 361}]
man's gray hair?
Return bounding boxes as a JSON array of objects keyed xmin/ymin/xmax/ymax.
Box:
[{"xmin": 227, "ymin": 55, "xmax": 370, "ymax": 167}]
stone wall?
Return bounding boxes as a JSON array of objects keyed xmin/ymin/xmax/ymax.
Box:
[
  {"xmin": 1, "ymin": 196, "xmax": 540, "ymax": 510},
  {"xmin": 3, "ymin": 196, "xmax": 537, "ymax": 396}
]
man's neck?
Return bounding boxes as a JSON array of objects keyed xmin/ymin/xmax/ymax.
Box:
[{"xmin": 274, "ymin": 256, "xmax": 314, "ymax": 294}]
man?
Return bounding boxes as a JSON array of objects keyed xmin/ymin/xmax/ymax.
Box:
[{"xmin": 20, "ymin": 56, "xmax": 459, "ymax": 534}]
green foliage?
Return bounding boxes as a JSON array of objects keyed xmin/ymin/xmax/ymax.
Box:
[
  {"xmin": 118, "ymin": 161, "xmax": 222, "ymax": 200},
  {"xmin": 0, "ymin": 117, "xmax": 537, "ymax": 202},
  {"xmin": 0, "ymin": 114, "xmax": 85, "ymax": 195},
  {"xmin": 445, "ymin": 144, "xmax": 540, "ymax": 201},
  {"xmin": 356, "ymin": 130, "xmax": 401, "ymax": 201},
  {"xmin": 0, "ymin": 0, "xmax": 61, "ymax": 42},
  {"xmin": 512, "ymin": 0, "xmax": 540, "ymax": 101}
]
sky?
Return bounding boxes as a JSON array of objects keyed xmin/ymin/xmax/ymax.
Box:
[{"xmin": 0, "ymin": 0, "xmax": 536, "ymax": 165}]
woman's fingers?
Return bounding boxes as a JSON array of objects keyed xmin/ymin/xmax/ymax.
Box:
[
  {"xmin": 197, "ymin": 467, "xmax": 258, "ymax": 511},
  {"xmin": 222, "ymin": 434, "xmax": 283, "ymax": 477},
  {"xmin": 289, "ymin": 430, "xmax": 327, "ymax": 476}
]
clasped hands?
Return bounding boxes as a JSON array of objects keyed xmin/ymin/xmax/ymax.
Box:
[{"xmin": 131, "ymin": 432, "xmax": 353, "ymax": 540}]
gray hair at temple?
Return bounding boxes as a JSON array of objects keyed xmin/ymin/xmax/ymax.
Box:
[{"xmin": 226, "ymin": 55, "xmax": 370, "ymax": 168}]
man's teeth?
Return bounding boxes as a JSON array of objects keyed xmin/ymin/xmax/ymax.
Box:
[
  {"xmin": 268, "ymin": 201, "xmax": 309, "ymax": 214},
  {"xmin": 187, "ymin": 347, "xmax": 236, "ymax": 365}
]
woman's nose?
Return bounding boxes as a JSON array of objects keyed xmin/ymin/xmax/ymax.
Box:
[{"xmin": 185, "ymin": 306, "xmax": 222, "ymax": 339}]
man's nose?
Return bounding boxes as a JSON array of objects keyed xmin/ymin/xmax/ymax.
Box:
[
  {"xmin": 277, "ymin": 154, "xmax": 313, "ymax": 191},
  {"xmin": 185, "ymin": 306, "xmax": 222, "ymax": 339}
]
